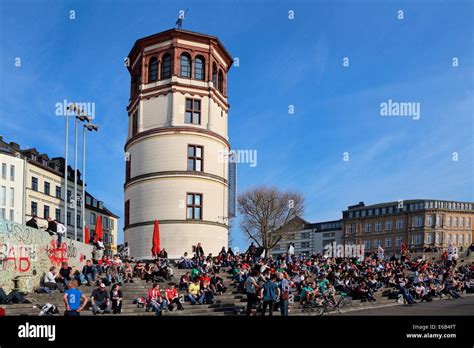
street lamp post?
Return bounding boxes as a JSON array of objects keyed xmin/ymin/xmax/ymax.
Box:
[{"xmin": 82, "ymin": 123, "xmax": 98, "ymax": 242}]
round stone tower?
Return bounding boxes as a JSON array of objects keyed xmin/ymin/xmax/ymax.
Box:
[{"xmin": 124, "ymin": 29, "xmax": 233, "ymax": 259}]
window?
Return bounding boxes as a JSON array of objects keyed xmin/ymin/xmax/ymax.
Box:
[
  {"xmin": 10, "ymin": 165, "xmax": 15, "ymax": 181},
  {"xmin": 9, "ymin": 209, "xmax": 14, "ymax": 221},
  {"xmin": 67, "ymin": 190, "xmax": 72, "ymax": 202},
  {"xmin": 447, "ymin": 216, "xmax": 452, "ymax": 227},
  {"xmin": 124, "ymin": 200, "xmax": 130, "ymax": 227},
  {"xmin": 364, "ymin": 240, "xmax": 371, "ymax": 249},
  {"xmin": 0, "ymin": 186, "xmax": 5, "ymax": 205},
  {"xmin": 185, "ymin": 99, "xmax": 201, "ymax": 125},
  {"xmin": 396, "ymin": 219, "xmax": 403, "ymax": 230},
  {"xmin": 467, "ymin": 218, "xmax": 471, "ymax": 229},
  {"xmin": 385, "ymin": 220, "xmax": 392, "ymax": 230},
  {"xmin": 187, "ymin": 145, "xmax": 203, "ymax": 171},
  {"xmin": 126, "ymin": 154, "xmax": 131, "ymax": 181},
  {"xmin": 367, "ymin": 209, "xmax": 373, "ymax": 216},
  {"xmin": 454, "ymin": 234, "xmax": 458, "ymax": 245},
  {"xmin": 218, "ymin": 70, "xmax": 223, "ymax": 93},
  {"xmin": 301, "ymin": 241, "xmax": 310, "ymax": 249},
  {"xmin": 460, "ymin": 217, "xmax": 464, "ymax": 228},
  {"xmin": 67, "ymin": 212, "xmax": 72, "ymax": 226},
  {"xmin": 348, "ymin": 212, "xmax": 353, "ymax": 218},
  {"xmin": 414, "ymin": 216, "xmax": 423, "ymax": 227},
  {"xmin": 148, "ymin": 57, "xmax": 158, "ymax": 82},
  {"xmin": 132, "ymin": 112, "xmax": 138, "ymax": 136},
  {"xmin": 212, "ymin": 63, "xmax": 217, "ymax": 86},
  {"xmin": 375, "ymin": 209, "xmax": 380, "ymax": 215},
  {"xmin": 160, "ymin": 53, "xmax": 171, "ymax": 79},
  {"xmin": 375, "ymin": 221, "xmax": 382, "ymax": 232},
  {"xmin": 194, "ymin": 56, "xmax": 205, "ymax": 80},
  {"xmin": 415, "ymin": 234, "xmax": 422, "ymax": 245},
  {"xmin": 44, "ymin": 181, "xmax": 50, "ymax": 195},
  {"xmin": 381, "ymin": 207, "xmax": 386, "ymax": 214},
  {"xmin": 355, "ymin": 211, "xmax": 360, "ymax": 218},
  {"xmin": 388, "ymin": 206, "xmax": 393, "ymax": 214},
  {"xmin": 361, "ymin": 210, "xmax": 366, "ymax": 217},
  {"xmin": 426, "ymin": 215, "xmax": 433, "ymax": 227},
  {"xmin": 90, "ymin": 212, "xmax": 96, "ymax": 225},
  {"xmin": 8, "ymin": 188, "xmax": 14, "ymax": 207},
  {"xmin": 385, "ymin": 237, "xmax": 392, "ymax": 248},
  {"xmin": 365, "ymin": 223, "xmax": 371, "ymax": 233},
  {"xmin": 43, "ymin": 205, "xmax": 50, "ymax": 219},
  {"xmin": 55, "ymin": 186, "xmax": 61, "ymax": 198},
  {"xmin": 435, "ymin": 233, "xmax": 440, "ymax": 244},
  {"xmin": 0, "ymin": 208, "xmax": 5, "ymax": 220},
  {"xmin": 32, "ymin": 177, "xmax": 38, "ymax": 191},
  {"xmin": 375, "ymin": 239, "xmax": 381, "ymax": 248},
  {"xmin": 180, "ymin": 53, "xmax": 191, "ymax": 78},
  {"xmin": 396, "ymin": 236, "xmax": 403, "ymax": 247},
  {"xmin": 1, "ymin": 163, "xmax": 6, "ymax": 179},
  {"xmin": 186, "ymin": 193, "xmax": 202, "ymax": 220},
  {"xmin": 460, "ymin": 234, "xmax": 464, "ymax": 245},
  {"xmin": 436, "ymin": 215, "xmax": 441, "ymax": 226},
  {"xmin": 301, "ymin": 232, "xmax": 310, "ymax": 239},
  {"xmin": 55, "ymin": 208, "xmax": 61, "ymax": 221},
  {"xmin": 77, "ymin": 214, "xmax": 82, "ymax": 228},
  {"xmin": 30, "ymin": 201, "xmax": 37, "ymax": 216},
  {"xmin": 454, "ymin": 217, "xmax": 458, "ymax": 228},
  {"xmin": 346, "ymin": 224, "xmax": 355, "ymax": 234},
  {"xmin": 426, "ymin": 233, "xmax": 433, "ymax": 244}
]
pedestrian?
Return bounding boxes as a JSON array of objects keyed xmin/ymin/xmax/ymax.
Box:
[
  {"xmin": 63, "ymin": 280, "xmax": 88, "ymax": 316},
  {"xmin": 55, "ymin": 219, "xmax": 66, "ymax": 246},
  {"xmin": 260, "ymin": 273, "xmax": 280, "ymax": 316},
  {"xmin": 244, "ymin": 270, "xmax": 259, "ymax": 316},
  {"xmin": 278, "ymin": 272, "xmax": 290, "ymax": 316},
  {"xmin": 46, "ymin": 217, "xmax": 57, "ymax": 236}
]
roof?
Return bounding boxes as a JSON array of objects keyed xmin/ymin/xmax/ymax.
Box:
[
  {"xmin": 343, "ymin": 199, "xmax": 474, "ymax": 212},
  {"xmin": 127, "ymin": 28, "xmax": 233, "ymax": 70}
]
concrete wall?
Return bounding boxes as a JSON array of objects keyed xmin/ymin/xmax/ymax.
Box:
[{"xmin": 0, "ymin": 220, "xmax": 94, "ymax": 293}]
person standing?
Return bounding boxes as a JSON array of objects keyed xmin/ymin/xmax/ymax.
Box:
[
  {"xmin": 278, "ymin": 272, "xmax": 290, "ymax": 316},
  {"xmin": 63, "ymin": 280, "xmax": 88, "ymax": 316},
  {"xmin": 244, "ymin": 270, "xmax": 259, "ymax": 316},
  {"xmin": 55, "ymin": 219, "xmax": 66, "ymax": 246},
  {"xmin": 260, "ymin": 274, "xmax": 280, "ymax": 316}
]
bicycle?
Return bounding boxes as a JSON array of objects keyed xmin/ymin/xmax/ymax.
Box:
[{"xmin": 301, "ymin": 292, "xmax": 352, "ymax": 315}]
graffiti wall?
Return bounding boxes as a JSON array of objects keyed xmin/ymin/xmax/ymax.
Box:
[{"xmin": 0, "ymin": 220, "xmax": 94, "ymax": 293}]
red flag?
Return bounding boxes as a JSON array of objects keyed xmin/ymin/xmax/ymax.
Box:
[
  {"xmin": 84, "ymin": 226, "xmax": 90, "ymax": 244},
  {"xmin": 151, "ymin": 219, "xmax": 161, "ymax": 257},
  {"xmin": 94, "ymin": 215, "xmax": 103, "ymax": 243},
  {"xmin": 401, "ymin": 241, "xmax": 407, "ymax": 255}
]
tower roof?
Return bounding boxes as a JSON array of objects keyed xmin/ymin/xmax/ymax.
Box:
[{"xmin": 127, "ymin": 28, "xmax": 233, "ymax": 72}]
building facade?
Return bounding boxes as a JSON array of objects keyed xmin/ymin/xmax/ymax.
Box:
[
  {"xmin": 0, "ymin": 137, "xmax": 119, "ymax": 255},
  {"xmin": 124, "ymin": 29, "xmax": 233, "ymax": 259},
  {"xmin": 342, "ymin": 200, "xmax": 474, "ymax": 256},
  {"xmin": 269, "ymin": 217, "xmax": 343, "ymax": 257},
  {"xmin": 0, "ymin": 146, "xmax": 24, "ymax": 224}
]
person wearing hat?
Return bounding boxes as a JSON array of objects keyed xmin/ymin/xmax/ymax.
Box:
[{"xmin": 90, "ymin": 283, "xmax": 112, "ymax": 314}]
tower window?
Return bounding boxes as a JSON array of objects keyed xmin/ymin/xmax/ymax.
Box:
[
  {"xmin": 212, "ymin": 63, "xmax": 217, "ymax": 86},
  {"xmin": 180, "ymin": 53, "xmax": 191, "ymax": 78},
  {"xmin": 148, "ymin": 57, "xmax": 158, "ymax": 82},
  {"xmin": 186, "ymin": 193, "xmax": 202, "ymax": 220},
  {"xmin": 185, "ymin": 99, "xmax": 201, "ymax": 125},
  {"xmin": 194, "ymin": 56, "xmax": 205, "ymax": 80},
  {"xmin": 132, "ymin": 112, "xmax": 138, "ymax": 136},
  {"xmin": 161, "ymin": 53, "xmax": 171, "ymax": 79},
  {"xmin": 187, "ymin": 145, "xmax": 203, "ymax": 172},
  {"xmin": 124, "ymin": 200, "xmax": 130, "ymax": 227},
  {"xmin": 126, "ymin": 154, "xmax": 131, "ymax": 181},
  {"xmin": 218, "ymin": 70, "xmax": 224, "ymax": 93}
]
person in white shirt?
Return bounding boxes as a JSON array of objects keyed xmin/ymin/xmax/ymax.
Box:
[
  {"xmin": 55, "ymin": 220, "xmax": 66, "ymax": 247},
  {"xmin": 44, "ymin": 266, "xmax": 59, "ymax": 290}
]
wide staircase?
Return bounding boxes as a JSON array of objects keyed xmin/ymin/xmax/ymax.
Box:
[{"xmin": 0, "ymin": 266, "xmax": 424, "ymax": 316}]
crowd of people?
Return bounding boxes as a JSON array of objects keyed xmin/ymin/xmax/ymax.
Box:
[{"xmin": 10, "ymin": 238, "xmax": 474, "ymax": 316}]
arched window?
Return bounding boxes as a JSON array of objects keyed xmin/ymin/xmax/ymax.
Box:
[
  {"xmin": 180, "ymin": 53, "xmax": 191, "ymax": 78},
  {"xmin": 148, "ymin": 57, "xmax": 158, "ymax": 82},
  {"xmin": 194, "ymin": 55, "xmax": 205, "ymax": 80},
  {"xmin": 218, "ymin": 70, "xmax": 224, "ymax": 93},
  {"xmin": 160, "ymin": 53, "xmax": 171, "ymax": 79},
  {"xmin": 212, "ymin": 63, "xmax": 217, "ymax": 86}
]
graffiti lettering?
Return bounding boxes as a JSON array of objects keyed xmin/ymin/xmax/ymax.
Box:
[
  {"xmin": 0, "ymin": 243, "xmax": 33, "ymax": 272},
  {"xmin": 47, "ymin": 240, "xmax": 69, "ymax": 266}
]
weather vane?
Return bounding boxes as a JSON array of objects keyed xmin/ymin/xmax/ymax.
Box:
[{"xmin": 176, "ymin": 9, "xmax": 188, "ymax": 29}]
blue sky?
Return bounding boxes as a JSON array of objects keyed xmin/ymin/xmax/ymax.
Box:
[{"xmin": 1, "ymin": 0, "xmax": 473, "ymax": 249}]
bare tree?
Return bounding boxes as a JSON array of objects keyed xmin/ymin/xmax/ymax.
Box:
[{"xmin": 238, "ymin": 186, "xmax": 304, "ymax": 257}]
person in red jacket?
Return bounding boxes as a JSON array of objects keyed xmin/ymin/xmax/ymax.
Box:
[{"xmin": 164, "ymin": 283, "xmax": 183, "ymax": 311}]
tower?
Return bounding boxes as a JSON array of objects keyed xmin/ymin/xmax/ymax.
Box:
[{"xmin": 124, "ymin": 29, "xmax": 233, "ymax": 259}]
